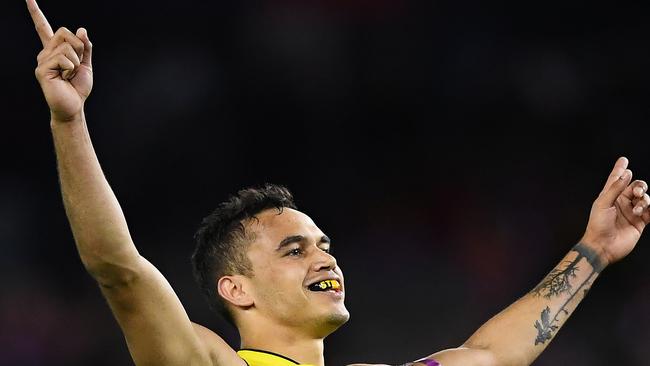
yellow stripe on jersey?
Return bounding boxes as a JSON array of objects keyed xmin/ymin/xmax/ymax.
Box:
[{"xmin": 237, "ymin": 349, "xmax": 316, "ymax": 366}]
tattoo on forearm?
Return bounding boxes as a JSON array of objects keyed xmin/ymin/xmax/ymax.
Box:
[
  {"xmin": 533, "ymin": 306, "xmax": 559, "ymax": 345},
  {"xmin": 531, "ymin": 243, "xmax": 604, "ymax": 345},
  {"xmin": 574, "ymin": 242, "xmax": 607, "ymax": 273},
  {"xmin": 531, "ymin": 257, "xmax": 580, "ymax": 298}
]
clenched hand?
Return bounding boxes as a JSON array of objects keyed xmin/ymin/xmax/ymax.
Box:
[
  {"xmin": 27, "ymin": 0, "xmax": 93, "ymax": 122},
  {"xmin": 582, "ymin": 157, "xmax": 649, "ymax": 267}
]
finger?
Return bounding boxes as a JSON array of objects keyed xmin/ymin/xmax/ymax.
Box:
[
  {"xmin": 26, "ymin": 0, "xmax": 54, "ymax": 47},
  {"xmin": 50, "ymin": 42, "xmax": 81, "ymax": 79},
  {"xmin": 620, "ymin": 179, "xmax": 648, "ymax": 201},
  {"xmin": 76, "ymin": 28, "xmax": 93, "ymax": 68},
  {"xmin": 35, "ymin": 54, "xmax": 76, "ymax": 81},
  {"xmin": 596, "ymin": 169, "xmax": 632, "ymax": 209},
  {"xmin": 51, "ymin": 42, "xmax": 81, "ymax": 66},
  {"xmin": 600, "ymin": 157, "xmax": 629, "ymax": 195},
  {"xmin": 44, "ymin": 27, "xmax": 85, "ymax": 62},
  {"xmin": 632, "ymin": 193, "xmax": 650, "ymax": 216},
  {"xmin": 643, "ymin": 206, "xmax": 650, "ymax": 225},
  {"xmin": 632, "ymin": 180, "xmax": 648, "ymax": 198}
]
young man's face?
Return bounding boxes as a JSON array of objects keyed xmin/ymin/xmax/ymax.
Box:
[{"xmin": 243, "ymin": 207, "xmax": 350, "ymax": 337}]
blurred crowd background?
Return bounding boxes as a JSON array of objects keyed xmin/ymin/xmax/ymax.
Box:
[{"xmin": 3, "ymin": 1, "xmax": 649, "ymax": 365}]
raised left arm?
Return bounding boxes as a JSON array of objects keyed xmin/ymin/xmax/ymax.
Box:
[{"xmin": 411, "ymin": 157, "xmax": 649, "ymax": 366}]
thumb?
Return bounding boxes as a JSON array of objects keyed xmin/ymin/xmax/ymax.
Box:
[
  {"xmin": 76, "ymin": 27, "xmax": 93, "ymax": 68},
  {"xmin": 597, "ymin": 169, "xmax": 632, "ymax": 208}
]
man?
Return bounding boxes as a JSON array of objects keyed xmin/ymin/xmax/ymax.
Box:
[{"xmin": 26, "ymin": 0, "xmax": 649, "ymax": 365}]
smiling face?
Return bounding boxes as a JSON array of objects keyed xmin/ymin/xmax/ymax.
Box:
[{"xmin": 235, "ymin": 208, "xmax": 350, "ymax": 337}]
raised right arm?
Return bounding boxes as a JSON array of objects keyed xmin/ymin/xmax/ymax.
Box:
[{"xmin": 27, "ymin": 1, "xmax": 244, "ymax": 365}]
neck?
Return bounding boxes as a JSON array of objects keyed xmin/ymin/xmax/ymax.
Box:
[{"xmin": 239, "ymin": 322, "xmax": 326, "ymax": 366}]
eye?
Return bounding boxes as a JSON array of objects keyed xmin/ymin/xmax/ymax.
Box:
[
  {"xmin": 287, "ymin": 248, "xmax": 303, "ymax": 256},
  {"xmin": 321, "ymin": 247, "xmax": 331, "ymax": 254}
]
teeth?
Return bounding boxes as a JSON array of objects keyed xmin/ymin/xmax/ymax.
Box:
[{"xmin": 309, "ymin": 279, "xmax": 341, "ymax": 291}]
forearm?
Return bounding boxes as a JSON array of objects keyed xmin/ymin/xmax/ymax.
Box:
[
  {"xmin": 51, "ymin": 114, "xmax": 140, "ymax": 284},
  {"xmin": 463, "ymin": 243, "xmax": 607, "ymax": 366},
  {"xmin": 51, "ymin": 114, "xmax": 221, "ymax": 365}
]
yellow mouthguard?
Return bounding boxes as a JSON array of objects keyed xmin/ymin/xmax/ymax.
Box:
[{"xmin": 317, "ymin": 279, "xmax": 341, "ymax": 290}]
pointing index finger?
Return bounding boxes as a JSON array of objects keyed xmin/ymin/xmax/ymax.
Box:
[
  {"xmin": 602, "ymin": 156, "xmax": 629, "ymax": 193},
  {"xmin": 26, "ymin": 0, "xmax": 54, "ymax": 46}
]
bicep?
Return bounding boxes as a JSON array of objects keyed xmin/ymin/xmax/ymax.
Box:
[
  {"xmin": 98, "ymin": 256, "xmax": 238, "ymax": 366},
  {"xmin": 423, "ymin": 347, "xmax": 497, "ymax": 366},
  {"xmin": 348, "ymin": 347, "xmax": 496, "ymax": 366}
]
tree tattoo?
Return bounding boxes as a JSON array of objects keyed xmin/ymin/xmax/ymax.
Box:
[
  {"xmin": 530, "ymin": 243, "xmax": 604, "ymax": 345},
  {"xmin": 532, "ymin": 257, "xmax": 580, "ymax": 298}
]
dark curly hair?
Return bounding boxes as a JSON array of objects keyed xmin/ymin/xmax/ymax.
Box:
[{"xmin": 191, "ymin": 184, "xmax": 297, "ymax": 326}]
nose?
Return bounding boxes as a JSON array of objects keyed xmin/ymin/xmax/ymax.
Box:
[{"xmin": 312, "ymin": 248, "xmax": 337, "ymax": 272}]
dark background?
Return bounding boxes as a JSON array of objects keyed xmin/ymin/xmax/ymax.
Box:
[{"xmin": 3, "ymin": 1, "xmax": 649, "ymax": 365}]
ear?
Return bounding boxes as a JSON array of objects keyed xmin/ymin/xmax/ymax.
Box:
[{"xmin": 217, "ymin": 275, "xmax": 254, "ymax": 308}]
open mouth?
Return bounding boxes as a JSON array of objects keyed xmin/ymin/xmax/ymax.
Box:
[{"xmin": 307, "ymin": 279, "xmax": 343, "ymax": 293}]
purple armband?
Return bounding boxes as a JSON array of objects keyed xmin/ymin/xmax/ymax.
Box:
[{"xmin": 415, "ymin": 359, "xmax": 440, "ymax": 366}]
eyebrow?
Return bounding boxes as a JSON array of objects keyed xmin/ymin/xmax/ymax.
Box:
[{"xmin": 276, "ymin": 235, "xmax": 331, "ymax": 251}]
